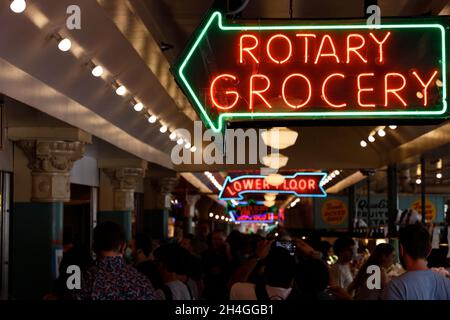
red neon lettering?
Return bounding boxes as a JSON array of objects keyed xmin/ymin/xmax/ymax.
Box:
[
  {"xmin": 346, "ymin": 34, "xmax": 367, "ymax": 63},
  {"xmin": 308, "ymin": 179, "xmax": 316, "ymax": 190},
  {"xmin": 322, "ymin": 73, "xmax": 347, "ymax": 108},
  {"xmin": 369, "ymin": 32, "xmax": 391, "ymax": 63},
  {"xmin": 295, "ymin": 34, "xmax": 316, "ymax": 63},
  {"xmin": 412, "ymin": 70, "xmax": 438, "ymax": 106},
  {"xmin": 357, "ymin": 73, "xmax": 375, "ymax": 107},
  {"xmin": 234, "ymin": 181, "xmax": 242, "ymax": 192},
  {"xmin": 239, "ymin": 34, "xmax": 259, "ymax": 64},
  {"xmin": 314, "ymin": 35, "xmax": 340, "ymax": 64},
  {"xmin": 385, "ymin": 73, "xmax": 407, "ymax": 107},
  {"xmin": 226, "ymin": 186, "xmax": 236, "ymax": 196},
  {"xmin": 243, "ymin": 179, "xmax": 253, "ymax": 189},
  {"xmin": 250, "ymin": 74, "xmax": 272, "ymax": 109},
  {"xmin": 267, "ymin": 34, "xmax": 292, "ymax": 64},
  {"xmin": 255, "ymin": 179, "xmax": 262, "ymax": 190},
  {"xmin": 289, "ymin": 179, "xmax": 296, "ymax": 190},
  {"xmin": 282, "ymin": 73, "xmax": 312, "ymax": 109},
  {"xmin": 210, "ymin": 74, "xmax": 239, "ymax": 110},
  {"xmin": 299, "ymin": 180, "xmax": 307, "ymax": 190}
]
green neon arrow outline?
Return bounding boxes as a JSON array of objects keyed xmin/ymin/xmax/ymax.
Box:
[{"xmin": 177, "ymin": 11, "xmax": 447, "ymax": 133}]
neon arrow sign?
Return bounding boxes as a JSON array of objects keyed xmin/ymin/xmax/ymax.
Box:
[
  {"xmin": 174, "ymin": 11, "xmax": 448, "ymax": 132},
  {"xmin": 218, "ymin": 172, "xmax": 327, "ymax": 200}
]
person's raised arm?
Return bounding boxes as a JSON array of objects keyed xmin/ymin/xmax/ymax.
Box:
[{"xmin": 228, "ymin": 239, "xmax": 273, "ymax": 289}]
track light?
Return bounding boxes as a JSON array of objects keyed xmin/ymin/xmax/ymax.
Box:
[
  {"xmin": 160, "ymin": 125, "xmax": 168, "ymax": 133},
  {"xmin": 377, "ymin": 129, "xmax": 386, "ymax": 137},
  {"xmin": 185, "ymin": 142, "xmax": 191, "ymax": 149},
  {"xmin": 169, "ymin": 132, "xmax": 177, "ymax": 141},
  {"xmin": 368, "ymin": 135, "xmax": 375, "ymax": 143},
  {"xmin": 177, "ymin": 138, "xmax": 184, "ymax": 145},
  {"xmin": 190, "ymin": 146, "xmax": 197, "ymax": 152},
  {"xmin": 115, "ymin": 85, "xmax": 126, "ymax": 96},
  {"xmin": 10, "ymin": 0, "xmax": 26, "ymax": 13},
  {"xmin": 133, "ymin": 102, "xmax": 143, "ymax": 112},
  {"xmin": 389, "ymin": 125, "xmax": 397, "ymax": 130},
  {"xmin": 360, "ymin": 140, "xmax": 367, "ymax": 148},
  {"xmin": 91, "ymin": 65, "xmax": 104, "ymax": 77},
  {"xmin": 57, "ymin": 37, "xmax": 72, "ymax": 52}
]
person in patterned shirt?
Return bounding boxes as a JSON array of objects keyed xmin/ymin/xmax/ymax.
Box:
[{"xmin": 76, "ymin": 222, "xmax": 156, "ymax": 300}]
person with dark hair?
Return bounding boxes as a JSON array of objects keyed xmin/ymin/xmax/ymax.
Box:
[
  {"xmin": 329, "ymin": 236, "xmax": 356, "ymax": 289},
  {"xmin": 348, "ymin": 243, "xmax": 395, "ymax": 300},
  {"xmin": 131, "ymin": 233, "xmax": 162, "ymax": 291},
  {"xmin": 153, "ymin": 243, "xmax": 193, "ymax": 300},
  {"xmin": 383, "ymin": 224, "xmax": 450, "ymax": 300},
  {"xmin": 77, "ymin": 222, "xmax": 155, "ymax": 300},
  {"xmin": 202, "ymin": 230, "xmax": 232, "ymax": 301},
  {"xmin": 230, "ymin": 244, "xmax": 296, "ymax": 300},
  {"xmin": 295, "ymin": 258, "xmax": 333, "ymax": 300}
]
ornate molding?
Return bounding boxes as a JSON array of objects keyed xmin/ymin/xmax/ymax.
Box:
[{"xmin": 16, "ymin": 140, "xmax": 85, "ymax": 202}]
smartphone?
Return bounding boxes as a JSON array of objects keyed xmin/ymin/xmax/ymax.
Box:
[{"xmin": 275, "ymin": 240, "xmax": 296, "ymax": 256}]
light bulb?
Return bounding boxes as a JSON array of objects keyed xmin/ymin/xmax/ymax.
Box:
[
  {"xmin": 436, "ymin": 172, "xmax": 442, "ymax": 179},
  {"xmin": 190, "ymin": 146, "xmax": 197, "ymax": 152},
  {"xmin": 215, "ymin": 215, "xmax": 219, "ymax": 220},
  {"xmin": 185, "ymin": 142, "xmax": 191, "ymax": 149},
  {"xmin": 160, "ymin": 125, "xmax": 168, "ymax": 133},
  {"xmin": 416, "ymin": 178, "xmax": 421, "ymax": 185},
  {"xmin": 209, "ymin": 213, "xmax": 213, "ymax": 218},
  {"xmin": 91, "ymin": 65, "xmax": 103, "ymax": 77},
  {"xmin": 58, "ymin": 38, "xmax": 72, "ymax": 52},
  {"xmin": 368, "ymin": 135, "xmax": 375, "ymax": 143},
  {"xmin": 10, "ymin": 0, "xmax": 26, "ymax": 13},
  {"xmin": 177, "ymin": 138, "xmax": 184, "ymax": 145},
  {"xmin": 115, "ymin": 85, "xmax": 126, "ymax": 96},
  {"xmin": 377, "ymin": 129, "xmax": 386, "ymax": 137},
  {"xmin": 169, "ymin": 132, "xmax": 177, "ymax": 141},
  {"xmin": 133, "ymin": 102, "xmax": 143, "ymax": 112},
  {"xmin": 360, "ymin": 140, "xmax": 367, "ymax": 148},
  {"xmin": 148, "ymin": 115, "xmax": 157, "ymax": 124},
  {"xmin": 389, "ymin": 125, "xmax": 397, "ymax": 130}
]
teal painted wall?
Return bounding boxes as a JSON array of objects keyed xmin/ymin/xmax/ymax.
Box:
[{"xmin": 11, "ymin": 202, "xmax": 63, "ymax": 299}]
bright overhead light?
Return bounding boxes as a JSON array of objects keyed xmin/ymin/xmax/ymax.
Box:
[
  {"xmin": 389, "ymin": 125, "xmax": 397, "ymax": 130},
  {"xmin": 190, "ymin": 146, "xmax": 197, "ymax": 152},
  {"xmin": 115, "ymin": 85, "xmax": 127, "ymax": 96},
  {"xmin": 177, "ymin": 138, "xmax": 184, "ymax": 145},
  {"xmin": 368, "ymin": 135, "xmax": 375, "ymax": 143},
  {"xmin": 91, "ymin": 65, "xmax": 104, "ymax": 77},
  {"xmin": 436, "ymin": 172, "xmax": 442, "ymax": 179},
  {"xmin": 148, "ymin": 115, "xmax": 157, "ymax": 123},
  {"xmin": 209, "ymin": 212, "xmax": 213, "ymax": 218},
  {"xmin": 221, "ymin": 216, "xmax": 225, "ymax": 220},
  {"xmin": 262, "ymin": 153, "xmax": 289, "ymax": 170},
  {"xmin": 360, "ymin": 140, "xmax": 367, "ymax": 148},
  {"xmin": 264, "ymin": 194, "xmax": 276, "ymax": 202},
  {"xmin": 169, "ymin": 132, "xmax": 177, "ymax": 140},
  {"xmin": 133, "ymin": 102, "xmax": 143, "ymax": 112},
  {"xmin": 10, "ymin": 0, "xmax": 26, "ymax": 13},
  {"xmin": 215, "ymin": 215, "xmax": 219, "ymax": 220},
  {"xmin": 185, "ymin": 142, "xmax": 191, "ymax": 149},
  {"xmin": 160, "ymin": 125, "xmax": 168, "ymax": 133},
  {"xmin": 265, "ymin": 173, "xmax": 285, "ymax": 186},
  {"xmin": 261, "ymin": 127, "xmax": 298, "ymax": 149},
  {"xmin": 377, "ymin": 129, "xmax": 386, "ymax": 137},
  {"xmin": 416, "ymin": 178, "xmax": 422, "ymax": 185},
  {"xmin": 57, "ymin": 38, "xmax": 72, "ymax": 52},
  {"xmin": 334, "ymin": 170, "xmax": 340, "ymax": 175}
]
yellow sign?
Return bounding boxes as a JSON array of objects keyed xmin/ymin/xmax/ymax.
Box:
[
  {"xmin": 411, "ymin": 198, "xmax": 436, "ymax": 221},
  {"xmin": 321, "ymin": 198, "xmax": 348, "ymax": 225}
]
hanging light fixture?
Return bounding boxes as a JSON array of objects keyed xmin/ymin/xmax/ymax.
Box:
[
  {"xmin": 261, "ymin": 127, "xmax": 298, "ymax": 149},
  {"xmin": 262, "ymin": 153, "xmax": 289, "ymax": 169},
  {"xmin": 91, "ymin": 64, "xmax": 104, "ymax": 77},
  {"xmin": 265, "ymin": 173, "xmax": 285, "ymax": 186},
  {"xmin": 148, "ymin": 115, "xmax": 157, "ymax": 124}
]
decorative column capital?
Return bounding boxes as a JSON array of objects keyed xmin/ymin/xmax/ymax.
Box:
[
  {"xmin": 159, "ymin": 177, "xmax": 179, "ymax": 194},
  {"xmin": 16, "ymin": 140, "xmax": 86, "ymax": 202},
  {"xmin": 103, "ymin": 167, "xmax": 146, "ymax": 211}
]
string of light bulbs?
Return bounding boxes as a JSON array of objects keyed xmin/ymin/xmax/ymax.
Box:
[{"xmin": 9, "ymin": 0, "xmax": 197, "ymax": 153}]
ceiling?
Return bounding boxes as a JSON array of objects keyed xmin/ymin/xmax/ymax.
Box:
[{"xmin": 1, "ymin": 0, "xmax": 450, "ymax": 200}]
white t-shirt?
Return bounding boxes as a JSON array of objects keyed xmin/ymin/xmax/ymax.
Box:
[
  {"xmin": 155, "ymin": 280, "xmax": 192, "ymax": 300},
  {"xmin": 330, "ymin": 263, "xmax": 353, "ymax": 289},
  {"xmin": 230, "ymin": 282, "xmax": 292, "ymax": 300}
]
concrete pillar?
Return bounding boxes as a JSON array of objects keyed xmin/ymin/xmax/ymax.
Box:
[
  {"xmin": 8, "ymin": 127, "xmax": 90, "ymax": 299},
  {"xmin": 98, "ymin": 159, "xmax": 147, "ymax": 242},
  {"xmin": 142, "ymin": 177, "xmax": 178, "ymax": 240}
]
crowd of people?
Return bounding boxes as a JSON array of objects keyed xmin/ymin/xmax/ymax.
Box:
[{"xmin": 52, "ymin": 221, "xmax": 450, "ymax": 300}]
